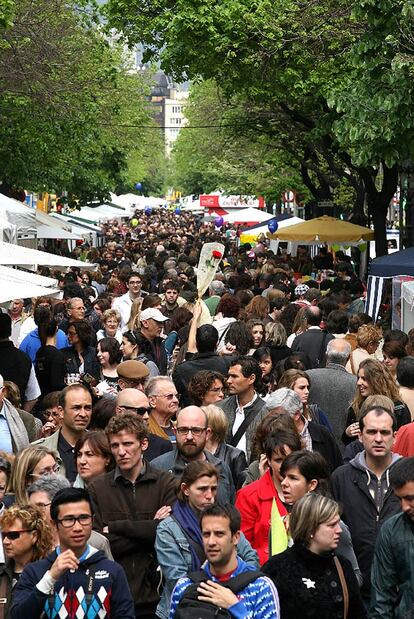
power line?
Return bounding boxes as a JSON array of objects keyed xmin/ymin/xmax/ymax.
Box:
[{"xmin": 99, "ymin": 123, "xmax": 241, "ymax": 129}]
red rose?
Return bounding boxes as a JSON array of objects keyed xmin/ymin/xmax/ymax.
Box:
[{"xmin": 212, "ymin": 250, "xmax": 222, "ymax": 259}]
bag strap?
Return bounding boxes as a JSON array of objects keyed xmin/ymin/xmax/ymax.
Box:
[
  {"xmin": 187, "ymin": 569, "xmax": 262, "ymax": 593},
  {"xmin": 230, "ymin": 405, "xmax": 262, "ymax": 448},
  {"xmin": 316, "ymin": 331, "xmax": 328, "ymax": 367},
  {"xmin": 333, "ymin": 556, "xmax": 349, "ymax": 619},
  {"xmin": 350, "ymin": 351, "xmax": 356, "ymax": 375},
  {"xmin": 171, "ymin": 517, "xmax": 206, "ymax": 566},
  {"xmin": 218, "ymin": 323, "xmax": 232, "ymax": 345}
]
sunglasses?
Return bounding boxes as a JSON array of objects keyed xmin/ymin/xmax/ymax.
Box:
[
  {"xmin": 120, "ymin": 405, "xmax": 151, "ymax": 416},
  {"xmin": 2, "ymin": 530, "xmax": 32, "ymax": 540}
]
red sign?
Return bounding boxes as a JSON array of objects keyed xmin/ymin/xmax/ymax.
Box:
[{"xmin": 200, "ymin": 195, "xmax": 220, "ymax": 207}]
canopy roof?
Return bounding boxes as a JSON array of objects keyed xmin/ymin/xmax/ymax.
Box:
[
  {"xmin": 0, "ymin": 193, "xmax": 37, "ymax": 236},
  {"xmin": 0, "ymin": 265, "xmax": 60, "ymax": 303},
  {"xmin": 0, "ymin": 241, "xmax": 94, "ymax": 270},
  {"xmin": 37, "ymin": 225, "xmax": 83, "ymax": 241},
  {"xmin": 240, "ymin": 216, "xmax": 304, "ymax": 243},
  {"xmin": 369, "ymin": 247, "xmax": 414, "ymax": 277},
  {"xmin": 223, "ymin": 207, "xmax": 273, "ymax": 224},
  {"xmin": 268, "ymin": 215, "xmax": 374, "ymax": 243}
]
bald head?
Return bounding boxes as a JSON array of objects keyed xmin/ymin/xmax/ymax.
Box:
[
  {"xmin": 176, "ymin": 405, "xmax": 208, "ymax": 426},
  {"xmin": 326, "ymin": 338, "xmax": 352, "ymax": 365},
  {"xmin": 116, "ymin": 388, "xmax": 149, "ymax": 409}
]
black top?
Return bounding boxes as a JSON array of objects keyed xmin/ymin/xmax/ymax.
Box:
[
  {"xmin": 0, "ymin": 341, "xmax": 31, "ymax": 403},
  {"xmin": 58, "ymin": 431, "xmax": 77, "ymax": 483},
  {"xmin": 35, "ymin": 345, "xmax": 66, "ymax": 397}
]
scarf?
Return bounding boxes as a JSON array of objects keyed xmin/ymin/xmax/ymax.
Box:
[
  {"xmin": 172, "ymin": 500, "xmax": 204, "ymax": 571},
  {"xmin": 2, "ymin": 399, "xmax": 29, "ymax": 453}
]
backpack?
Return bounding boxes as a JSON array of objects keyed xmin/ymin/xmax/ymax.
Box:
[{"xmin": 174, "ymin": 569, "xmax": 262, "ymax": 619}]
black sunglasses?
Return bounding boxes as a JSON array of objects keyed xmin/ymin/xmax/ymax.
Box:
[
  {"xmin": 3, "ymin": 530, "xmax": 32, "ymax": 540},
  {"xmin": 120, "ymin": 405, "xmax": 151, "ymax": 416}
]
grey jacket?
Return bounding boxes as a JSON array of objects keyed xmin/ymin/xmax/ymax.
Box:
[
  {"xmin": 151, "ymin": 449, "xmax": 235, "ymax": 504},
  {"xmin": 155, "ymin": 516, "xmax": 259, "ymax": 619},
  {"xmin": 218, "ymin": 394, "xmax": 267, "ymax": 462},
  {"xmin": 307, "ymin": 363, "xmax": 356, "ymax": 447}
]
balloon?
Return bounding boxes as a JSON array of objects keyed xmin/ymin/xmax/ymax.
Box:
[
  {"xmin": 131, "ymin": 218, "xmax": 138, "ymax": 228},
  {"xmin": 144, "ymin": 206, "xmax": 152, "ymax": 216},
  {"xmin": 268, "ymin": 218, "xmax": 279, "ymax": 233},
  {"xmin": 135, "ymin": 182, "xmax": 142, "ymax": 190},
  {"xmin": 175, "ymin": 207, "xmax": 181, "ymax": 215},
  {"xmin": 214, "ymin": 216, "xmax": 224, "ymax": 228}
]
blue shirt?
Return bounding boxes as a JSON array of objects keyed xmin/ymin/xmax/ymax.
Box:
[
  {"xmin": 0, "ymin": 409, "xmax": 13, "ymax": 454},
  {"xmin": 19, "ymin": 329, "xmax": 69, "ymax": 362}
]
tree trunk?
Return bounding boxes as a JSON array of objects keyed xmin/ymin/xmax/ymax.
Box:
[{"xmin": 361, "ymin": 163, "xmax": 398, "ymax": 258}]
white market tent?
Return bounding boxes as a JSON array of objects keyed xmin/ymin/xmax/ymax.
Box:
[
  {"xmin": 0, "ymin": 265, "xmax": 58, "ymax": 288},
  {"xmin": 0, "ymin": 193, "xmax": 37, "ymax": 237},
  {"xmin": 0, "ymin": 241, "xmax": 95, "ymax": 270},
  {"xmin": 222, "ymin": 207, "xmax": 274, "ymax": 224},
  {"xmin": 0, "ymin": 217, "xmax": 17, "ymax": 244},
  {"xmin": 37, "ymin": 225, "xmax": 83, "ymax": 241},
  {"xmin": 0, "ymin": 265, "xmax": 60, "ymax": 303}
]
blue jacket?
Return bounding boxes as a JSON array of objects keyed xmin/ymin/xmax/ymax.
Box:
[
  {"xmin": 20, "ymin": 328, "xmax": 68, "ymax": 362},
  {"xmin": 155, "ymin": 517, "xmax": 259, "ymax": 619},
  {"xmin": 11, "ymin": 547, "xmax": 134, "ymax": 619},
  {"xmin": 169, "ymin": 557, "xmax": 280, "ymax": 619}
]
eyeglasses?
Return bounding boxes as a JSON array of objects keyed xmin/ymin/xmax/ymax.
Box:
[
  {"xmin": 153, "ymin": 393, "xmax": 180, "ymax": 401},
  {"xmin": 176, "ymin": 426, "xmax": 207, "ymax": 437},
  {"xmin": 2, "ymin": 530, "xmax": 32, "ymax": 540},
  {"xmin": 30, "ymin": 464, "xmax": 60, "ymax": 478},
  {"xmin": 120, "ymin": 405, "xmax": 151, "ymax": 416},
  {"xmin": 56, "ymin": 514, "xmax": 93, "ymax": 528}
]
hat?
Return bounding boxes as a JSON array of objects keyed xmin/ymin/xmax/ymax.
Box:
[
  {"xmin": 117, "ymin": 360, "xmax": 149, "ymax": 380},
  {"xmin": 140, "ymin": 308, "xmax": 168, "ymax": 323},
  {"xmin": 294, "ymin": 284, "xmax": 310, "ymax": 297}
]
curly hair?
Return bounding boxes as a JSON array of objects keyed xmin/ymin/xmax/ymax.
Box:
[
  {"xmin": 279, "ymin": 303, "xmax": 301, "ymax": 336},
  {"xmin": 102, "ymin": 308, "xmax": 121, "ymax": 326},
  {"xmin": 0, "ymin": 505, "xmax": 53, "ymax": 561},
  {"xmin": 351, "ymin": 358, "xmax": 400, "ymax": 417},
  {"xmin": 356, "ymin": 324, "xmax": 381, "ymax": 350},
  {"xmin": 216, "ymin": 294, "xmax": 240, "ymax": 318},
  {"xmin": 7, "ymin": 446, "xmax": 59, "ymax": 505},
  {"xmin": 188, "ymin": 370, "xmax": 227, "ymax": 407},
  {"xmin": 106, "ymin": 412, "xmax": 148, "ymax": 442}
]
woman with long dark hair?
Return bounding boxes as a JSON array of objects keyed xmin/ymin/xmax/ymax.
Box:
[
  {"xmin": 35, "ymin": 314, "xmax": 66, "ymax": 398},
  {"xmin": 62, "ymin": 319, "xmax": 100, "ymax": 383}
]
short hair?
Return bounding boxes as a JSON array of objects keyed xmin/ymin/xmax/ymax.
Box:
[
  {"xmin": 383, "ymin": 329, "xmax": 409, "ymax": 347},
  {"xmin": 67, "ymin": 297, "xmax": 85, "ymax": 310},
  {"xmin": 200, "ymin": 503, "xmax": 241, "ymax": 535},
  {"xmin": 264, "ymin": 429, "xmax": 303, "ymax": 460},
  {"xmin": 74, "ymin": 431, "xmax": 114, "ymax": 470},
  {"xmin": 359, "ymin": 406, "xmax": 397, "ymax": 432},
  {"xmin": 326, "ymin": 310, "xmax": 349, "ymax": 334},
  {"xmin": 163, "ymin": 279, "xmax": 181, "ymax": 293},
  {"xmin": 0, "ymin": 504, "xmax": 53, "ymax": 560},
  {"xmin": 229, "ymin": 356, "xmax": 262, "ymax": 389},
  {"xmin": 98, "ymin": 337, "xmax": 122, "ymax": 365},
  {"xmin": 289, "ymin": 493, "xmax": 340, "ymax": 546},
  {"xmin": 389, "ymin": 457, "xmax": 414, "ymax": 488},
  {"xmin": 196, "ymin": 324, "xmax": 219, "ymax": 353},
  {"xmin": 356, "ymin": 324, "xmax": 381, "ymax": 349},
  {"xmin": 265, "ymin": 388, "xmax": 303, "ymax": 416},
  {"xmin": 27, "ymin": 474, "xmax": 70, "ymax": 500},
  {"xmin": 102, "ymin": 308, "xmax": 121, "ymax": 325},
  {"xmin": 177, "ymin": 461, "xmax": 218, "ymax": 501},
  {"xmin": 382, "ymin": 340, "xmax": 407, "ymax": 361},
  {"xmin": 216, "ymin": 294, "xmax": 240, "ymax": 318},
  {"xmin": 106, "ymin": 411, "xmax": 148, "ymax": 442},
  {"xmin": 281, "ymin": 451, "xmax": 331, "ymax": 496},
  {"xmin": 304, "ymin": 306, "xmax": 322, "ymax": 327},
  {"xmin": 63, "ymin": 283, "xmax": 84, "ymax": 300},
  {"xmin": 145, "ymin": 376, "xmax": 175, "ymax": 398},
  {"xmin": 50, "ymin": 487, "xmax": 93, "ymax": 522},
  {"xmin": 326, "ymin": 339, "xmax": 352, "ymax": 364},
  {"xmin": 127, "ymin": 271, "xmax": 142, "ymax": 283},
  {"xmin": 397, "ymin": 357, "xmax": 414, "ymax": 388},
  {"xmin": 58, "ymin": 383, "xmax": 91, "ymax": 409},
  {"xmin": 90, "ymin": 396, "xmax": 116, "ymax": 430},
  {"xmin": 41, "ymin": 391, "xmax": 61, "ymax": 411},
  {"xmin": 202, "ymin": 404, "xmax": 228, "ymax": 442},
  {"xmin": 188, "ymin": 371, "xmax": 226, "ymax": 407},
  {"xmin": 359, "ymin": 395, "xmax": 394, "ymax": 416}
]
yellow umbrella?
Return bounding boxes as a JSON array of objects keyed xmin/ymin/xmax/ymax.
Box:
[{"xmin": 267, "ymin": 215, "xmax": 374, "ymax": 243}]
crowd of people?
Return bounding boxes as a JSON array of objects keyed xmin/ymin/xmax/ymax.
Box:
[{"xmin": 0, "ymin": 208, "xmax": 412, "ymax": 618}]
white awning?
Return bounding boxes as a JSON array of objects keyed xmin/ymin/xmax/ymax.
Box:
[
  {"xmin": 0, "ymin": 266, "xmax": 60, "ymax": 302},
  {"xmin": 0, "ymin": 194, "xmax": 37, "ymax": 237},
  {"xmin": 0, "ymin": 241, "xmax": 95, "ymax": 270},
  {"xmin": 0, "ymin": 265, "xmax": 58, "ymax": 287},
  {"xmin": 37, "ymin": 225, "xmax": 83, "ymax": 240}
]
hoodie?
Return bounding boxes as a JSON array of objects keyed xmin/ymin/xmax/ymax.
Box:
[
  {"xmin": 350, "ymin": 450, "xmax": 401, "ymax": 514},
  {"xmin": 10, "ymin": 547, "xmax": 134, "ymax": 619}
]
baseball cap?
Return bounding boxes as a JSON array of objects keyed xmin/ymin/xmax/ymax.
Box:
[
  {"xmin": 140, "ymin": 308, "xmax": 168, "ymax": 323},
  {"xmin": 117, "ymin": 360, "xmax": 149, "ymax": 380}
]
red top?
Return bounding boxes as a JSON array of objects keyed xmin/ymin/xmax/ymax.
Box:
[{"xmin": 235, "ymin": 469, "xmax": 287, "ymax": 565}]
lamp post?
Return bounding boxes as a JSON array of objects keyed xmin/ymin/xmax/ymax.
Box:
[{"xmin": 400, "ymin": 159, "xmax": 414, "ymax": 249}]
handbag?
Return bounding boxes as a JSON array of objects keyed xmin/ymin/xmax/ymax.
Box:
[{"xmin": 333, "ymin": 555, "xmax": 349, "ymax": 619}]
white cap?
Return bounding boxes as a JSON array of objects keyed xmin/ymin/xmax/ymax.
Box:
[{"xmin": 140, "ymin": 308, "xmax": 169, "ymax": 322}]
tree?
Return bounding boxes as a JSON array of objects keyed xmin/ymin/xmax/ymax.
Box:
[{"xmin": 105, "ymin": 0, "xmax": 400, "ymax": 255}]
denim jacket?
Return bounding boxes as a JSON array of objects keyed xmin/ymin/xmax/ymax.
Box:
[{"xmin": 155, "ymin": 516, "xmax": 259, "ymax": 619}]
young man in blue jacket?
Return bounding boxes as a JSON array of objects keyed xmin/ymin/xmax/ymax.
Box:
[
  {"xmin": 169, "ymin": 504, "xmax": 280, "ymax": 619},
  {"xmin": 11, "ymin": 487, "xmax": 134, "ymax": 619}
]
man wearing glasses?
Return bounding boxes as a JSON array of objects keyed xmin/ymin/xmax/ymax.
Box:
[
  {"xmin": 146, "ymin": 376, "xmax": 180, "ymax": 443},
  {"xmin": 112, "ymin": 272, "xmax": 148, "ymax": 330},
  {"xmin": 151, "ymin": 406, "xmax": 235, "ymax": 504},
  {"xmin": 11, "ymin": 487, "xmax": 135, "ymax": 619},
  {"xmin": 115, "ymin": 388, "xmax": 172, "ymax": 461}
]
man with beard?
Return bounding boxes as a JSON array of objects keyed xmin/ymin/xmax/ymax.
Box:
[{"xmin": 151, "ymin": 406, "xmax": 235, "ymax": 504}]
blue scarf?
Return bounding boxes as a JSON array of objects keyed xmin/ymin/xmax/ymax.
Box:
[{"xmin": 172, "ymin": 500, "xmax": 204, "ymax": 571}]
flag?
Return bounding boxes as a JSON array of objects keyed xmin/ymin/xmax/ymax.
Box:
[{"xmin": 270, "ymin": 498, "xmax": 288, "ymax": 556}]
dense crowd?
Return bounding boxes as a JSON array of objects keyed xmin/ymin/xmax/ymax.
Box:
[{"xmin": 0, "ymin": 208, "xmax": 412, "ymax": 618}]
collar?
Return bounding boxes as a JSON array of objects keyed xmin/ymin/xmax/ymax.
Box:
[
  {"xmin": 114, "ymin": 460, "xmax": 146, "ymax": 483},
  {"xmin": 236, "ymin": 392, "xmax": 258, "ymax": 411},
  {"xmin": 307, "ymin": 326, "xmax": 322, "ymax": 330},
  {"xmin": 57, "ymin": 544, "xmax": 91, "ymax": 563},
  {"xmin": 58, "ymin": 431, "xmax": 74, "ymax": 453},
  {"xmin": 299, "ymin": 415, "xmax": 309, "ymax": 435}
]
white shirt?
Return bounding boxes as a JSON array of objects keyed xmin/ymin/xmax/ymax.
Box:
[{"xmin": 232, "ymin": 392, "xmax": 258, "ymax": 454}]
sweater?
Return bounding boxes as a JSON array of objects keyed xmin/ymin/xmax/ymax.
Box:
[
  {"xmin": 169, "ymin": 557, "xmax": 280, "ymax": 619},
  {"xmin": 10, "ymin": 547, "xmax": 134, "ymax": 619}
]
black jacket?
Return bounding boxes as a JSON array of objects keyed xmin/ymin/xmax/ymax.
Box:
[
  {"xmin": 262, "ymin": 543, "xmax": 366, "ymax": 619},
  {"xmin": 308, "ymin": 421, "xmax": 343, "ymax": 473},
  {"xmin": 0, "ymin": 341, "xmax": 31, "ymax": 402},
  {"xmin": 145, "ymin": 432, "xmax": 173, "ymax": 462},
  {"xmin": 61, "ymin": 345, "xmax": 101, "ymax": 380},
  {"xmin": 214, "ymin": 441, "xmax": 248, "ymax": 490},
  {"xmin": 173, "ymin": 351, "xmax": 228, "ymax": 406},
  {"xmin": 331, "ymin": 456, "xmax": 401, "ymax": 600},
  {"xmin": 291, "ymin": 329, "xmax": 334, "ymax": 368}
]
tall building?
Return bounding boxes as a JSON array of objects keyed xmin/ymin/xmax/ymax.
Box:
[{"xmin": 150, "ymin": 71, "xmax": 188, "ymax": 155}]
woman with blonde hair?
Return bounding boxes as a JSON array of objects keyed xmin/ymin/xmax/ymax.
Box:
[
  {"xmin": 263, "ymin": 494, "xmax": 366, "ymax": 618},
  {"xmin": 96, "ymin": 308, "xmax": 122, "ymax": 343},
  {"xmin": 203, "ymin": 404, "xmax": 247, "ymax": 489},
  {"xmin": 265, "ymin": 322, "xmax": 291, "ymax": 364},
  {"xmin": 346, "ymin": 323, "xmax": 382, "ymax": 374},
  {"xmin": 0, "ymin": 504, "xmax": 53, "ymax": 616},
  {"xmin": 6, "ymin": 446, "xmax": 59, "ymax": 506},
  {"xmin": 343, "ymin": 358, "xmax": 410, "ymax": 445}
]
